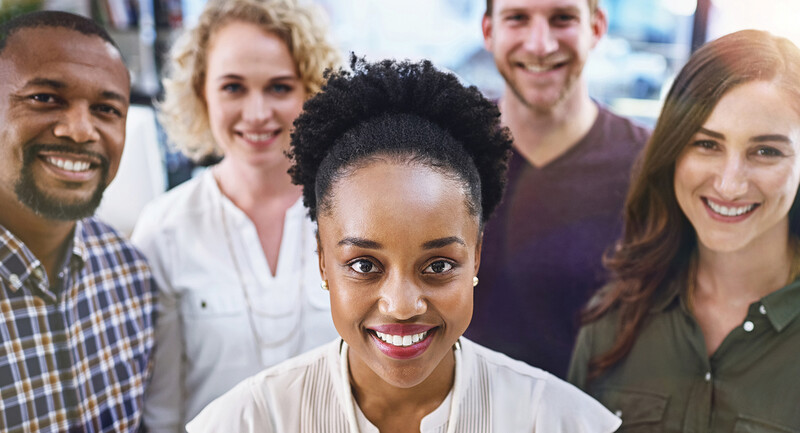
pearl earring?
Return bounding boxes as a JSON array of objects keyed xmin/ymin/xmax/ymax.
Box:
[
  {"xmin": 473, "ymin": 276, "xmax": 479, "ymax": 287},
  {"xmin": 321, "ymin": 280, "xmax": 329, "ymax": 291}
]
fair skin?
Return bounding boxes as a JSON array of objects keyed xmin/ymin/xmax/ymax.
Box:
[
  {"xmin": 482, "ymin": 0, "xmax": 606, "ymax": 167},
  {"xmin": 0, "ymin": 27, "xmax": 129, "ymax": 281},
  {"xmin": 674, "ymin": 80, "xmax": 800, "ymax": 355},
  {"xmin": 203, "ymin": 21, "xmax": 306, "ymax": 275},
  {"xmin": 317, "ymin": 160, "xmax": 481, "ymax": 432}
]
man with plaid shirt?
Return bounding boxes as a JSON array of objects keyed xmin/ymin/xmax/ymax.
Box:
[{"xmin": 0, "ymin": 11, "xmax": 156, "ymax": 432}]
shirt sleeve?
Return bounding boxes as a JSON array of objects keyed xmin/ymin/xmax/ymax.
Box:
[
  {"xmin": 132, "ymin": 206, "xmax": 186, "ymax": 433},
  {"xmin": 185, "ymin": 378, "xmax": 274, "ymax": 433},
  {"xmin": 567, "ymin": 324, "xmax": 594, "ymax": 391},
  {"xmin": 535, "ymin": 377, "xmax": 621, "ymax": 433}
]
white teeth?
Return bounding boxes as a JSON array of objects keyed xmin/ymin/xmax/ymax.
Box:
[
  {"xmin": 706, "ymin": 199, "xmax": 756, "ymax": 217},
  {"xmin": 523, "ymin": 64, "xmax": 553, "ymax": 73},
  {"xmin": 243, "ymin": 132, "xmax": 277, "ymax": 142},
  {"xmin": 45, "ymin": 157, "xmax": 91, "ymax": 172},
  {"xmin": 374, "ymin": 330, "xmax": 429, "ymax": 347}
]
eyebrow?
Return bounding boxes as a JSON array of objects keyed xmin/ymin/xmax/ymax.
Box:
[
  {"xmin": 421, "ymin": 236, "xmax": 466, "ymax": 249},
  {"xmin": 24, "ymin": 77, "xmax": 128, "ymax": 105},
  {"xmin": 215, "ymin": 74, "xmax": 298, "ymax": 82},
  {"xmin": 698, "ymin": 127, "xmax": 793, "ymax": 144},
  {"xmin": 337, "ymin": 237, "xmax": 382, "ymax": 249}
]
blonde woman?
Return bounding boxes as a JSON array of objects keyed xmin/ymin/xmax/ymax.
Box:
[{"xmin": 131, "ymin": 0, "xmax": 340, "ymax": 431}]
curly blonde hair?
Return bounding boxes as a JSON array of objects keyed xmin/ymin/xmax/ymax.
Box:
[{"xmin": 159, "ymin": 0, "xmax": 340, "ymax": 161}]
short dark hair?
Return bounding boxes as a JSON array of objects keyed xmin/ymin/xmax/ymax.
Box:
[
  {"xmin": 0, "ymin": 10, "xmax": 118, "ymax": 56},
  {"xmin": 289, "ymin": 56, "xmax": 512, "ymax": 226},
  {"xmin": 485, "ymin": 0, "xmax": 598, "ymax": 16}
]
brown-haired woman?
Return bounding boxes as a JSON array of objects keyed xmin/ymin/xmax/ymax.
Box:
[{"xmin": 568, "ymin": 29, "xmax": 800, "ymax": 432}]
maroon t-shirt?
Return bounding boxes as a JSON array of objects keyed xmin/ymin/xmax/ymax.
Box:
[{"xmin": 466, "ymin": 106, "xmax": 650, "ymax": 378}]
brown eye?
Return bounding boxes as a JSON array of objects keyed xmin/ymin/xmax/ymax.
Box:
[
  {"xmin": 349, "ymin": 259, "xmax": 378, "ymax": 274},
  {"xmin": 424, "ymin": 260, "xmax": 453, "ymax": 274}
]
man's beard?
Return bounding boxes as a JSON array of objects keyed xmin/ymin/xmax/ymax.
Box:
[{"xmin": 14, "ymin": 144, "xmax": 110, "ymax": 221}]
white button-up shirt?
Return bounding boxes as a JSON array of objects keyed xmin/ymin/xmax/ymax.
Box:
[
  {"xmin": 132, "ymin": 170, "xmax": 338, "ymax": 432},
  {"xmin": 187, "ymin": 338, "xmax": 621, "ymax": 433}
]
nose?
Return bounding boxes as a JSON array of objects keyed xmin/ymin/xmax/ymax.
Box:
[
  {"xmin": 242, "ymin": 93, "xmax": 273, "ymax": 124},
  {"xmin": 378, "ymin": 274, "xmax": 427, "ymax": 320},
  {"xmin": 523, "ymin": 15, "xmax": 558, "ymax": 57},
  {"xmin": 53, "ymin": 103, "xmax": 99, "ymax": 143},
  {"xmin": 714, "ymin": 154, "xmax": 749, "ymax": 199}
]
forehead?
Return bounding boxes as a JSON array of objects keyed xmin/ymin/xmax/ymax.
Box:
[
  {"xmin": 704, "ymin": 81, "xmax": 800, "ymax": 135},
  {"xmin": 205, "ymin": 21, "xmax": 296, "ymax": 76},
  {"xmin": 320, "ymin": 161, "xmax": 480, "ymax": 246},
  {"xmin": 492, "ymin": 0, "xmax": 591, "ymax": 13},
  {"xmin": 0, "ymin": 27, "xmax": 129, "ymax": 95}
]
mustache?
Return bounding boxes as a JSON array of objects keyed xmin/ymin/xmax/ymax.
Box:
[{"xmin": 23, "ymin": 143, "xmax": 110, "ymax": 170}]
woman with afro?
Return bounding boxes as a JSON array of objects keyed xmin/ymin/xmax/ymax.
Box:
[{"xmin": 187, "ymin": 57, "xmax": 619, "ymax": 433}]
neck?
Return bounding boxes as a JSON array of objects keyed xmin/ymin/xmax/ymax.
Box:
[
  {"xmin": 695, "ymin": 223, "xmax": 795, "ymax": 303},
  {"xmin": 348, "ymin": 349, "xmax": 455, "ymax": 429},
  {"xmin": 213, "ymin": 157, "xmax": 301, "ymax": 214},
  {"xmin": 0, "ymin": 198, "xmax": 75, "ymax": 282},
  {"xmin": 499, "ymin": 81, "xmax": 597, "ymax": 167}
]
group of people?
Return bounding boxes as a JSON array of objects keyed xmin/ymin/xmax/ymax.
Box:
[{"xmin": 1, "ymin": 0, "xmax": 799, "ymax": 432}]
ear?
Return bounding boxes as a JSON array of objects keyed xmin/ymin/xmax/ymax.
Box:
[
  {"xmin": 473, "ymin": 230, "xmax": 483, "ymax": 277},
  {"xmin": 589, "ymin": 8, "xmax": 608, "ymax": 49},
  {"xmin": 482, "ymin": 14, "xmax": 494, "ymax": 52},
  {"xmin": 317, "ymin": 232, "xmax": 327, "ymax": 281}
]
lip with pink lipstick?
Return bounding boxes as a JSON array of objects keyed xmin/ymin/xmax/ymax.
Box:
[
  {"xmin": 367, "ymin": 324, "xmax": 437, "ymax": 360},
  {"xmin": 237, "ymin": 129, "xmax": 281, "ymax": 148},
  {"xmin": 703, "ymin": 197, "xmax": 760, "ymax": 222}
]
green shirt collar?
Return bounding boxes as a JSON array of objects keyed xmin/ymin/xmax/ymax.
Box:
[{"xmin": 761, "ymin": 279, "xmax": 800, "ymax": 332}]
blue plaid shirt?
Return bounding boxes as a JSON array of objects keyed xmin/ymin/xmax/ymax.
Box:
[{"xmin": 0, "ymin": 217, "xmax": 156, "ymax": 432}]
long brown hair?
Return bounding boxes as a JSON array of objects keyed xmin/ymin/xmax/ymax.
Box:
[{"xmin": 583, "ymin": 29, "xmax": 800, "ymax": 379}]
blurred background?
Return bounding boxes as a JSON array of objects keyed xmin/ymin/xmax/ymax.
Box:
[{"xmin": 2, "ymin": 0, "xmax": 798, "ymax": 233}]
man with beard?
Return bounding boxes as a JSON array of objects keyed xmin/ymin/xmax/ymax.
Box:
[
  {"xmin": 466, "ymin": 0, "xmax": 650, "ymax": 378},
  {"xmin": 0, "ymin": 11, "xmax": 155, "ymax": 432}
]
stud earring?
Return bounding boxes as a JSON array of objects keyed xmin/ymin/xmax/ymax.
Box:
[
  {"xmin": 321, "ymin": 280, "xmax": 329, "ymax": 291},
  {"xmin": 473, "ymin": 276, "xmax": 479, "ymax": 287}
]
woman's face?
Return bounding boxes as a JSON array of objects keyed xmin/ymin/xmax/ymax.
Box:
[
  {"xmin": 203, "ymin": 21, "xmax": 306, "ymax": 171},
  {"xmin": 674, "ymin": 80, "xmax": 800, "ymax": 254},
  {"xmin": 317, "ymin": 160, "xmax": 481, "ymax": 389}
]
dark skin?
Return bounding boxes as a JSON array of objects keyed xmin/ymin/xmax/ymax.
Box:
[
  {"xmin": 317, "ymin": 161, "xmax": 481, "ymax": 432},
  {"xmin": 0, "ymin": 28, "xmax": 130, "ymax": 283}
]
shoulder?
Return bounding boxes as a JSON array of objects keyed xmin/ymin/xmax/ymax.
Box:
[
  {"xmin": 187, "ymin": 340, "xmax": 341, "ymax": 433},
  {"xmin": 596, "ymin": 105, "xmax": 651, "ymax": 147},
  {"xmin": 80, "ymin": 217, "xmax": 150, "ymax": 266},
  {"xmin": 463, "ymin": 339, "xmax": 620, "ymax": 432},
  {"xmin": 136, "ymin": 172, "xmax": 213, "ymax": 230}
]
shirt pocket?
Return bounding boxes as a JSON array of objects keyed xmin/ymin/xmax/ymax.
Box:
[
  {"xmin": 598, "ymin": 387, "xmax": 668, "ymax": 432},
  {"xmin": 733, "ymin": 415, "xmax": 800, "ymax": 433},
  {"xmin": 179, "ymin": 289, "xmax": 252, "ymax": 367}
]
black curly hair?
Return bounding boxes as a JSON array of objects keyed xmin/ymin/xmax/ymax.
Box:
[{"xmin": 289, "ymin": 56, "xmax": 512, "ymax": 226}]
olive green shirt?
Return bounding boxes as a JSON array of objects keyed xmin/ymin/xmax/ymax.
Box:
[{"xmin": 568, "ymin": 278, "xmax": 800, "ymax": 433}]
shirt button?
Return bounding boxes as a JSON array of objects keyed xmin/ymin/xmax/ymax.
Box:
[
  {"xmin": 743, "ymin": 321, "xmax": 755, "ymax": 332},
  {"xmin": 704, "ymin": 371, "xmax": 712, "ymax": 382},
  {"xmin": 33, "ymin": 268, "xmax": 44, "ymax": 280},
  {"xmin": 8, "ymin": 274, "xmax": 22, "ymax": 288},
  {"xmin": 759, "ymin": 305, "xmax": 767, "ymax": 315},
  {"xmin": 614, "ymin": 409, "xmax": 622, "ymax": 418}
]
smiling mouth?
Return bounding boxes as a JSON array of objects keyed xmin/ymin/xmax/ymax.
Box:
[
  {"xmin": 43, "ymin": 156, "xmax": 94, "ymax": 173},
  {"xmin": 374, "ymin": 330, "xmax": 430, "ymax": 347},
  {"xmin": 519, "ymin": 60, "xmax": 567, "ymax": 73},
  {"xmin": 704, "ymin": 198, "xmax": 759, "ymax": 217},
  {"xmin": 240, "ymin": 131, "xmax": 279, "ymax": 142}
]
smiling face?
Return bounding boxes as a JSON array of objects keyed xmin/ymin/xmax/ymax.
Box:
[
  {"xmin": 482, "ymin": 0, "xmax": 605, "ymax": 113},
  {"xmin": 0, "ymin": 27, "xmax": 129, "ymax": 221},
  {"xmin": 317, "ymin": 160, "xmax": 481, "ymax": 390},
  {"xmin": 674, "ymin": 80, "xmax": 800, "ymax": 254},
  {"xmin": 203, "ymin": 21, "xmax": 306, "ymax": 172}
]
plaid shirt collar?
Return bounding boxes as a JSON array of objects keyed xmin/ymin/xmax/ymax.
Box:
[{"xmin": 0, "ymin": 220, "xmax": 88, "ymax": 294}]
